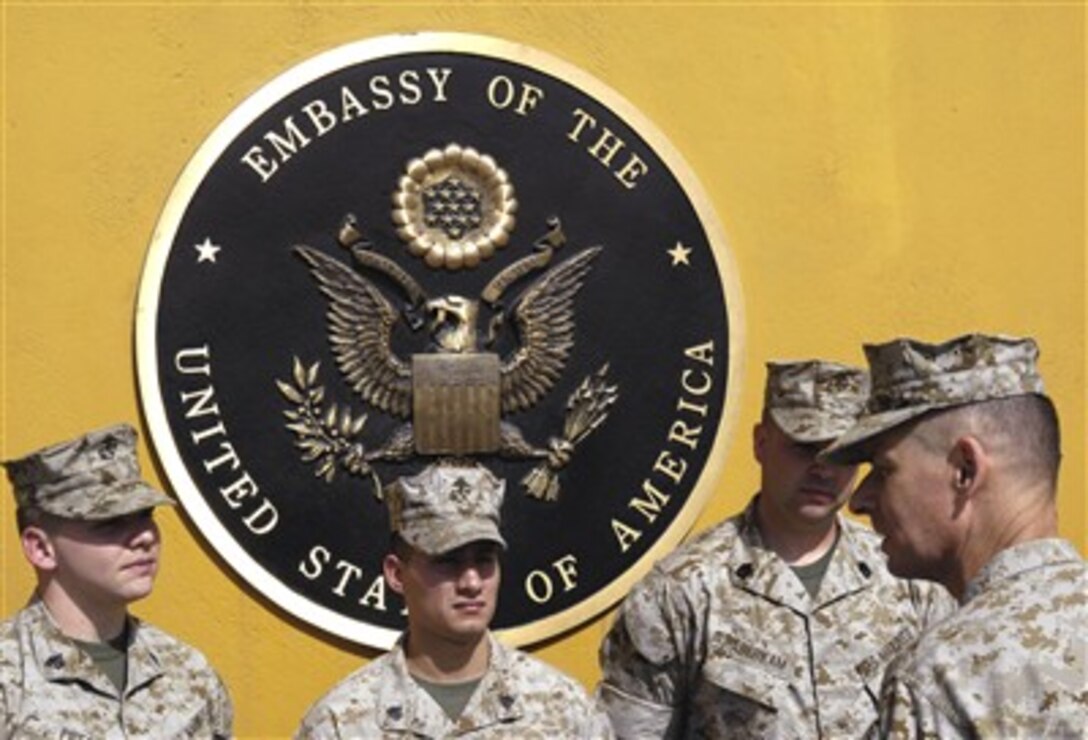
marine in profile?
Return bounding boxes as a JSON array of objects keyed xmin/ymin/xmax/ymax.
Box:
[
  {"xmin": 0, "ymin": 423, "xmax": 233, "ymax": 738},
  {"xmin": 597, "ymin": 360, "xmax": 954, "ymax": 737},
  {"xmin": 824, "ymin": 333, "xmax": 1087, "ymax": 737}
]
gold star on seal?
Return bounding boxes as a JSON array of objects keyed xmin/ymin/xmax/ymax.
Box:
[
  {"xmin": 195, "ymin": 237, "xmax": 221, "ymax": 264},
  {"xmin": 667, "ymin": 241, "xmax": 692, "ymax": 267}
]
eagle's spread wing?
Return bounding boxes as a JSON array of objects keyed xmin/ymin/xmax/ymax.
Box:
[
  {"xmin": 500, "ymin": 246, "xmax": 603, "ymax": 414},
  {"xmin": 295, "ymin": 246, "xmax": 412, "ymax": 418}
]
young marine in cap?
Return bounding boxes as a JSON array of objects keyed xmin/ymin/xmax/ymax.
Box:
[
  {"xmin": 597, "ymin": 360, "xmax": 954, "ymax": 738},
  {"xmin": 823, "ymin": 333, "xmax": 1087, "ymax": 737},
  {"xmin": 295, "ymin": 460, "xmax": 613, "ymax": 738},
  {"xmin": 0, "ymin": 423, "xmax": 233, "ymax": 738}
]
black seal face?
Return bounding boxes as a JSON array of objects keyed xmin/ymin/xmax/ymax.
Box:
[{"xmin": 137, "ymin": 33, "xmax": 743, "ymax": 649}]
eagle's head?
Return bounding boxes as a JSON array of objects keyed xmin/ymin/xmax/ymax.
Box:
[{"xmin": 426, "ymin": 295, "xmax": 479, "ymax": 353}]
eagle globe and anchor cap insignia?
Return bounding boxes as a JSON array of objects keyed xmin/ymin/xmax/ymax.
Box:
[{"xmin": 136, "ymin": 33, "xmax": 743, "ymax": 649}]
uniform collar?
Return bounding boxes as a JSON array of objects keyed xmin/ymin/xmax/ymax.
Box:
[
  {"xmin": 730, "ymin": 497, "xmax": 876, "ymax": 612},
  {"xmin": 963, "ymin": 538, "xmax": 1083, "ymax": 604},
  {"xmin": 23, "ymin": 597, "xmax": 164, "ymax": 698},
  {"xmin": 818, "ymin": 517, "xmax": 880, "ymax": 603},
  {"xmin": 378, "ymin": 632, "xmax": 522, "ymax": 735}
]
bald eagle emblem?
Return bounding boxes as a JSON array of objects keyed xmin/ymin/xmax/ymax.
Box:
[{"xmin": 278, "ymin": 146, "xmax": 618, "ymax": 501}]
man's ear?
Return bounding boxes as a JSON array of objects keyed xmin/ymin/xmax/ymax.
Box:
[
  {"xmin": 950, "ymin": 435, "xmax": 988, "ymax": 495},
  {"xmin": 383, "ymin": 553, "xmax": 406, "ymax": 596},
  {"xmin": 22, "ymin": 527, "xmax": 58, "ymax": 571},
  {"xmin": 753, "ymin": 421, "xmax": 767, "ymax": 465}
]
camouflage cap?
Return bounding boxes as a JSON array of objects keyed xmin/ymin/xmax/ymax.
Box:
[
  {"xmin": 823, "ymin": 333, "xmax": 1046, "ymax": 463},
  {"xmin": 3, "ymin": 423, "xmax": 175, "ymax": 520},
  {"xmin": 385, "ymin": 460, "xmax": 506, "ymax": 556},
  {"xmin": 764, "ymin": 360, "xmax": 869, "ymax": 443}
]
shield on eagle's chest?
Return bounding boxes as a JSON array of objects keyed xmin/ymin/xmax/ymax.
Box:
[{"xmin": 413, "ymin": 353, "xmax": 501, "ymax": 454}]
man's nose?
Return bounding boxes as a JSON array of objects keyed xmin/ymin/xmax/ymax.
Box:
[
  {"xmin": 808, "ymin": 458, "xmax": 836, "ymax": 478},
  {"xmin": 129, "ymin": 519, "xmax": 159, "ymax": 548},
  {"xmin": 458, "ymin": 564, "xmax": 483, "ymax": 590}
]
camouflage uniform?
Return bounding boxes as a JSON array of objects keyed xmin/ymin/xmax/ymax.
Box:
[
  {"xmin": 598, "ymin": 501, "xmax": 953, "ymax": 738},
  {"xmin": 874, "ymin": 539, "xmax": 1086, "ymax": 738},
  {"xmin": 296, "ymin": 633, "xmax": 613, "ymax": 738},
  {"xmin": 823, "ymin": 334, "xmax": 1087, "ymax": 738},
  {"xmin": 597, "ymin": 360, "xmax": 955, "ymax": 738},
  {"xmin": 0, "ymin": 599, "xmax": 233, "ymax": 739},
  {"xmin": 1, "ymin": 424, "xmax": 234, "ymax": 739},
  {"xmin": 298, "ymin": 461, "xmax": 613, "ymax": 739}
]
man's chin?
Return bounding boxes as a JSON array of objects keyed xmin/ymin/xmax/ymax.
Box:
[
  {"xmin": 444, "ymin": 624, "xmax": 490, "ymax": 646},
  {"xmin": 448, "ymin": 611, "xmax": 493, "ymax": 635},
  {"xmin": 117, "ymin": 580, "xmax": 156, "ymax": 603}
]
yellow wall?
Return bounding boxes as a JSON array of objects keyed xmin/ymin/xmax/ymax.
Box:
[{"xmin": 2, "ymin": 3, "xmax": 1083, "ymax": 737}]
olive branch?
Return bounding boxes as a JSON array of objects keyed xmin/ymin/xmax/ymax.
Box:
[{"xmin": 277, "ymin": 357, "xmax": 379, "ymax": 492}]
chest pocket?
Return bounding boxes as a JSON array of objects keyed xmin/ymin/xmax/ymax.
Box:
[
  {"xmin": 813, "ymin": 650, "xmax": 891, "ymax": 737},
  {"xmin": 165, "ymin": 706, "xmax": 216, "ymax": 739},
  {"xmin": 695, "ymin": 657, "xmax": 785, "ymax": 737}
]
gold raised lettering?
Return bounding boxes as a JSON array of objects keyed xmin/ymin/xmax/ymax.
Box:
[
  {"xmin": 524, "ymin": 553, "xmax": 580, "ymax": 604},
  {"xmin": 611, "ymin": 518, "xmax": 642, "ymax": 553},
  {"xmin": 240, "ymin": 68, "xmax": 454, "ymax": 183},
  {"xmin": 566, "ymin": 107, "xmax": 650, "ymax": 190},
  {"xmin": 629, "ymin": 478, "xmax": 671, "ymax": 523}
]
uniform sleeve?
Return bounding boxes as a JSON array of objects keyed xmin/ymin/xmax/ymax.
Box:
[
  {"xmin": 875, "ymin": 668, "xmax": 957, "ymax": 739},
  {"xmin": 0, "ymin": 633, "xmax": 24, "ymax": 737},
  {"xmin": 294, "ymin": 704, "xmax": 327, "ymax": 739},
  {"xmin": 596, "ymin": 570, "xmax": 696, "ymax": 739},
  {"xmin": 208, "ymin": 668, "xmax": 234, "ymax": 739},
  {"xmin": 294, "ymin": 698, "xmax": 345, "ymax": 740},
  {"xmin": 0, "ymin": 682, "xmax": 10, "ymax": 738},
  {"xmin": 579, "ymin": 701, "xmax": 618, "ymax": 739}
]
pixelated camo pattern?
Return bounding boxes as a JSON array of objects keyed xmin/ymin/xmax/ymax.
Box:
[
  {"xmin": 765, "ymin": 360, "xmax": 869, "ymax": 442},
  {"xmin": 865, "ymin": 334, "xmax": 1043, "ymax": 413},
  {"xmin": 4, "ymin": 423, "xmax": 172, "ymax": 520},
  {"xmin": 387, "ymin": 461, "xmax": 507, "ymax": 555},
  {"xmin": 0, "ymin": 598, "xmax": 233, "ymax": 738},
  {"xmin": 825, "ymin": 334, "xmax": 1047, "ymax": 461},
  {"xmin": 875, "ymin": 539, "xmax": 1087, "ymax": 738},
  {"xmin": 596, "ymin": 498, "xmax": 956, "ymax": 738},
  {"xmin": 295, "ymin": 633, "xmax": 614, "ymax": 738}
]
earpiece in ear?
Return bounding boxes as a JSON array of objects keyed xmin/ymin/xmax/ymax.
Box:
[{"xmin": 956, "ymin": 462, "xmax": 975, "ymax": 489}]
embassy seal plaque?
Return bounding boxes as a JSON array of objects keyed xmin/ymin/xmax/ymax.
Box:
[{"xmin": 136, "ymin": 33, "xmax": 744, "ymax": 649}]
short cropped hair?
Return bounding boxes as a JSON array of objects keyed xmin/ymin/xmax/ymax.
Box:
[
  {"xmin": 389, "ymin": 532, "xmax": 413, "ymax": 561},
  {"xmin": 15, "ymin": 506, "xmax": 50, "ymax": 534},
  {"xmin": 921, "ymin": 394, "xmax": 1061, "ymax": 490}
]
